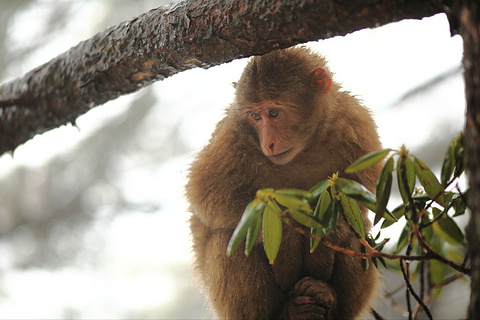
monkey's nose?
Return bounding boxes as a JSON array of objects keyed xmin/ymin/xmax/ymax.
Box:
[{"xmin": 268, "ymin": 142, "xmax": 275, "ymax": 151}]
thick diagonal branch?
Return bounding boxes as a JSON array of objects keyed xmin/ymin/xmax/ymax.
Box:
[{"xmin": 0, "ymin": 0, "xmax": 443, "ymax": 154}]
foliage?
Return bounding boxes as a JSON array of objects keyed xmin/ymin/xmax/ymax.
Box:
[{"xmin": 227, "ymin": 133, "xmax": 469, "ymax": 318}]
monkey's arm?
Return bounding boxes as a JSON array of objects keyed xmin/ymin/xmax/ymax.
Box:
[{"xmin": 190, "ymin": 214, "xmax": 287, "ymax": 319}]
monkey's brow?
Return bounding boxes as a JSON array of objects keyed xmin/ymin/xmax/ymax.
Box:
[{"xmin": 283, "ymin": 103, "xmax": 298, "ymax": 109}]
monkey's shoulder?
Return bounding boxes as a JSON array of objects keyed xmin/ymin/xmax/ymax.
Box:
[{"xmin": 186, "ymin": 117, "xmax": 261, "ymax": 228}]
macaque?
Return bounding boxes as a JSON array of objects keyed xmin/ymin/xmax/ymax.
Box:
[{"xmin": 186, "ymin": 47, "xmax": 381, "ymax": 319}]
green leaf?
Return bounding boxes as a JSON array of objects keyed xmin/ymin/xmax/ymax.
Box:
[
  {"xmin": 429, "ymin": 259, "xmax": 446, "ymax": 299},
  {"xmin": 445, "ymin": 247, "xmax": 465, "ymax": 264},
  {"xmin": 413, "ymin": 157, "xmax": 445, "ymax": 207},
  {"xmin": 373, "ymin": 256, "xmax": 388, "ymax": 269},
  {"xmin": 381, "ymin": 204, "xmax": 405, "ymax": 228},
  {"xmin": 340, "ymin": 193, "xmax": 366, "ymax": 238},
  {"xmin": 441, "ymin": 140, "xmax": 456, "ymax": 186},
  {"xmin": 375, "ymin": 157, "xmax": 394, "ymax": 225},
  {"xmin": 245, "ymin": 211, "xmax": 262, "ymax": 255},
  {"xmin": 263, "ymin": 202, "xmax": 283, "ymax": 264},
  {"xmin": 308, "ymin": 179, "xmax": 330, "ymax": 201},
  {"xmin": 274, "ymin": 193, "xmax": 312, "ymax": 213},
  {"xmin": 310, "ymin": 190, "xmax": 331, "ymax": 252},
  {"xmin": 276, "ymin": 188, "xmax": 312, "ymax": 199},
  {"xmin": 397, "ymin": 155, "xmax": 416, "ymax": 205},
  {"xmin": 322, "ymin": 197, "xmax": 339, "ymax": 235},
  {"xmin": 384, "ymin": 202, "xmax": 407, "ymax": 223},
  {"xmin": 313, "ymin": 188, "xmax": 332, "ymax": 220},
  {"xmin": 288, "ymin": 209, "xmax": 323, "ymax": 230},
  {"xmin": 453, "ymin": 193, "xmax": 467, "ymax": 217},
  {"xmin": 433, "ymin": 216, "xmax": 466, "ymax": 246},
  {"xmin": 256, "ymin": 188, "xmax": 275, "ymax": 200},
  {"xmin": 373, "ymin": 238, "xmax": 390, "ymax": 251},
  {"xmin": 227, "ymin": 199, "xmax": 265, "ymax": 256},
  {"xmin": 394, "ymin": 224, "xmax": 410, "ymax": 254},
  {"xmin": 345, "ymin": 148, "xmax": 392, "ymax": 173},
  {"xmin": 335, "ymin": 178, "xmax": 376, "ymax": 205},
  {"xmin": 309, "ymin": 227, "xmax": 324, "ymax": 253}
]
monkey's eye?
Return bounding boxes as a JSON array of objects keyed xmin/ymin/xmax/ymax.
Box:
[
  {"xmin": 268, "ymin": 109, "xmax": 279, "ymax": 118},
  {"xmin": 252, "ymin": 113, "xmax": 262, "ymax": 121}
]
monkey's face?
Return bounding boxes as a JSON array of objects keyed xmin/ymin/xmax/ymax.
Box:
[{"xmin": 246, "ymin": 101, "xmax": 307, "ymax": 165}]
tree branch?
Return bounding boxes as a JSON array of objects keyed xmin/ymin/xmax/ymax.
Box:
[
  {"xmin": 0, "ymin": 0, "xmax": 444, "ymax": 154},
  {"xmin": 456, "ymin": 1, "xmax": 480, "ymax": 319}
]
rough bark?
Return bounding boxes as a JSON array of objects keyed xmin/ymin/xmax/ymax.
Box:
[
  {"xmin": 0, "ymin": 0, "xmax": 443, "ymax": 154},
  {"xmin": 458, "ymin": 1, "xmax": 480, "ymax": 319}
]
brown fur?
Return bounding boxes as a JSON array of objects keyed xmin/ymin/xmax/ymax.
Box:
[{"xmin": 186, "ymin": 47, "xmax": 382, "ymax": 319}]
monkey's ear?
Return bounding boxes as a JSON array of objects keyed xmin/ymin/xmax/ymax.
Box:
[
  {"xmin": 232, "ymin": 82, "xmax": 237, "ymax": 89},
  {"xmin": 313, "ymin": 68, "xmax": 332, "ymax": 93}
]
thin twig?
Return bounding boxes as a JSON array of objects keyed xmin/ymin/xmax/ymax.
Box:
[
  {"xmin": 283, "ymin": 217, "xmax": 429, "ymax": 261},
  {"xmin": 432, "ymin": 273, "xmax": 466, "ymax": 288},
  {"xmin": 400, "ymin": 260, "xmax": 433, "ymax": 320},
  {"xmin": 370, "ymin": 308, "xmax": 385, "ymax": 320},
  {"xmin": 401, "ymin": 261, "xmax": 413, "ymax": 320}
]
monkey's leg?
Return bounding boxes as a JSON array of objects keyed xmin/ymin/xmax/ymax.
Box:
[{"xmin": 329, "ymin": 244, "xmax": 379, "ymax": 319}]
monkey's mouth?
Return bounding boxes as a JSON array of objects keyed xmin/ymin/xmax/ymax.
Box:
[{"xmin": 269, "ymin": 148, "xmax": 294, "ymax": 164}]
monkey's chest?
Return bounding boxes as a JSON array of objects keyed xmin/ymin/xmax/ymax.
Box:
[{"xmin": 270, "ymin": 227, "xmax": 334, "ymax": 291}]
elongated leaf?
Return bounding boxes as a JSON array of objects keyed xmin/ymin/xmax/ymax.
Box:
[
  {"xmin": 256, "ymin": 188, "xmax": 274, "ymax": 199},
  {"xmin": 397, "ymin": 155, "xmax": 416, "ymax": 205},
  {"xmin": 375, "ymin": 157, "xmax": 394, "ymax": 225},
  {"xmin": 373, "ymin": 238, "xmax": 390, "ymax": 251},
  {"xmin": 453, "ymin": 193, "xmax": 467, "ymax": 217},
  {"xmin": 245, "ymin": 212, "xmax": 262, "ymax": 255},
  {"xmin": 310, "ymin": 227, "xmax": 324, "ymax": 253},
  {"xmin": 394, "ymin": 224, "xmax": 410, "ymax": 254},
  {"xmin": 276, "ymin": 188, "xmax": 312, "ymax": 199},
  {"xmin": 263, "ymin": 202, "xmax": 283, "ymax": 264},
  {"xmin": 275, "ymin": 193, "xmax": 312, "ymax": 213},
  {"xmin": 322, "ymin": 197, "xmax": 339, "ymax": 235},
  {"xmin": 381, "ymin": 204, "xmax": 405, "ymax": 229},
  {"xmin": 314, "ymin": 188, "xmax": 332, "ymax": 220},
  {"xmin": 288, "ymin": 209, "xmax": 323, "ymax": 229},
  {"xmin": 345, "ymin": 148, "xmax": 392, "ymax": 173},
  {"xmin": 441, "ymin": 140, "xmax": 456, "ymax": 186},
  {"xmin": 310, "ymin": 189, "xmax": 331, "ymax": 252},
  {"xmin": 335, "ymin": 178, "xmax": 376, "ymax": 205},
  {"xmin": 433, "ymin": 216, "xmax": 466, "ymax": 246},
  {"xmin": 429, "ymin": 259, "xmax": 446, "ymax": 299},
  {"xmin": 227, "ymin": 199, "xmax": 265, "ymax": 256},
  {"xmin": 308, "ymin": 179, "xmax": 330, "ymax": 201},
  {"xmin": 340, "ymin": 194, "xmax": 366, "ymax": 238},
  {"xmin": 373, "ymin": 256, "xmax": 388, "ymax": 269},
  {"xmin": 413, "ymin": 157, "xmax": 445, "ymax": 207}
]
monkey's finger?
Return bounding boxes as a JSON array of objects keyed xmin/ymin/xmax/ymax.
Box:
[
  {"xmin": 291, "ymin": 296, "xmax": 317, "ymax": 305},
  {"xmin": 303, "ymin": 289, "xmax": 335, "ymax": 306},
  {"xmin": 290, "ymin": 303, "xmax": 327, "ymax": 320},
  {"xmin": 290, "ymin": 276, "xmax": 318, "ymax": 296}
]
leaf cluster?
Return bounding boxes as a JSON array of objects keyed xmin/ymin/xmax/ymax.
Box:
[{"xmin": 227, "ymin": 133, "xmax": 469, "ymax": 299}]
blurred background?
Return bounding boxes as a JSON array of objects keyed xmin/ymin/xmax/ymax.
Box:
[{"xmin": 0, "ymin": 0, "xmax": 469, "ymax": 318}]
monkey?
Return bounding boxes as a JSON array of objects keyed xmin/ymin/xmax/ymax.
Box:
[{"xmin": 186, "ymin": 47, "xmax": 382, "ymax": 319}]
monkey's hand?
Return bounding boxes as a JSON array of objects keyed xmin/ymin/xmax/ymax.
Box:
[{"xmin": 279, "ymin": 276, "xmax": 336, "ymax": 320}]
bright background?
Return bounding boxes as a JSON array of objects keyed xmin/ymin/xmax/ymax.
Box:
[{"xmin": 0, "ymin": 1, "xmax": 468, "ymax": 318}]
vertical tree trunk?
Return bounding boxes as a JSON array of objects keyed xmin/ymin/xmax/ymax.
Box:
[{"xmin": 459, "ymin": 1, "xmax": 480, "ymax": 319}]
